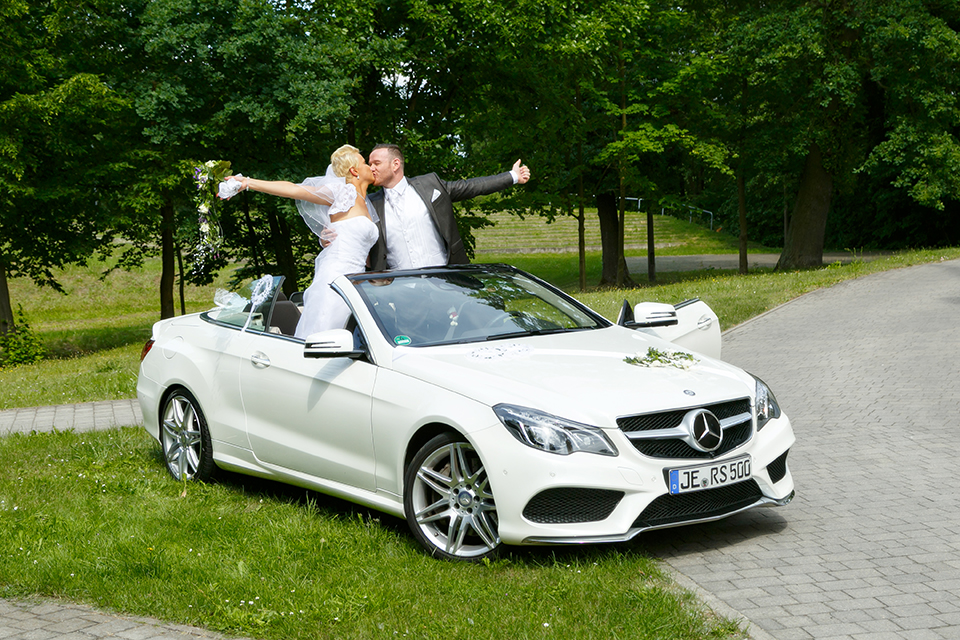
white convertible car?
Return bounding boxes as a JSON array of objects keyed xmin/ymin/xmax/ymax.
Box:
[{"xmin": 137, "ymin": 264, "xmax": 795, "ymax": 561}]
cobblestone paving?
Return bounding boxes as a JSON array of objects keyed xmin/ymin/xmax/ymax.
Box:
[
  {"xmin": 0, "ymin": 598, "xmax": 248, "ymax": 639},
  {"xmin": 0, "ymin": 400, "xmax": 141, "ymax": 436},
  {"xmin": 643, "ymin": 258, "xmax": 960, "ymax": 639}
]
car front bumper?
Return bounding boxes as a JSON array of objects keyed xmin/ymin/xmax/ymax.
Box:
[{"xmin": 472, "ymin": 413, "xmax": 796, "ymax": 546}]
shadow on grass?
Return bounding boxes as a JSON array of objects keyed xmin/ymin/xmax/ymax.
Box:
[
  {"xmin": 559, "ymin": 265, "xmax": 780, "ymax": 294},
  {"xmin": 158, "ymin": 453, "xmax": 704, "ymax": 567},
  {"xmin": 606, "ymin": 267, "xmax": 762, "ymax": 289},
  {"xmin": 224, "ymin": 466, "xmax": 788, "ymax": 567},
  {"xmin": 41, "ymin": 324, "xmax": 153, "ymax": 359}
]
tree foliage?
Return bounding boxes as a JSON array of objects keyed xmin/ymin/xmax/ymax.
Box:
[
  {"xmin": 4, "ymin": 0, "xmax": 960, "ymax": 330},
  {"xmin": 0, "ymin": 0, "xmax": 131, "ymax": 332}
]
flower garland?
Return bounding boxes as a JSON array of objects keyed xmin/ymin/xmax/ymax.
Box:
[
  {"xmin": 190, "ymin": 159, "xmax": 233, "ymax": 278},
  {"xmin": 624, "ymin": 347, "xmax": 698, "ymax": 369}
]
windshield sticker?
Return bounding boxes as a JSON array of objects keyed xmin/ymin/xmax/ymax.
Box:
[
  {"xmin": 469, "ymin": 344, "xmax": 533, "ymax": 361},
  {"xmin": 624, "ymin": 347, "xmax": 698, "ymax": 370},
  {"xmin": 394, "ymin": 335, "xmax": 412, "ymax": 346}
]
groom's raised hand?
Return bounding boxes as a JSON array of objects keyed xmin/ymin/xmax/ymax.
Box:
[{"xmin": 512, "ymin": 159, "xmax": 531, "ymax": 184}]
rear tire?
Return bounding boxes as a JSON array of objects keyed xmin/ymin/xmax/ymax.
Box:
[
  {"xmin": 403, "ymin": 432, "xmax": 501, "ymax": 561},
  {"xmin": 160, "ymin": 389, "xmax": 216, "ymax": 482}
]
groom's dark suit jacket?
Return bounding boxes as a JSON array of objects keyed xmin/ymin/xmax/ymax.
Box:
[{"xmin": 367, "ymin": 171, "xmax": 515, "ymax": 272}]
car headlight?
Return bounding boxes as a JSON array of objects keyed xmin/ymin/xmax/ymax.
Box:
[
  {"xmin": 494, "ymin": 404, "xmax": 618, "ymax": 456},
  {"xmin": 754, "ymin": 375, "xmax": 782, "ymax": 431}
]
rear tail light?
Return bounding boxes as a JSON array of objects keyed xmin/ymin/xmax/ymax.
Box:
[{"xmin": 140, "ymin": 339, "xmax": 155, "ymax": 362}]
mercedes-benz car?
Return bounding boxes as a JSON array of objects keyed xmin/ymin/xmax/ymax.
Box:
[{"xmin": 137, "ymin": 264, "xmax": 795, "ymax": 561}]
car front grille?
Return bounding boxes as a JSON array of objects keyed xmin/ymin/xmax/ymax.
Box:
[
  {"xmin": 522, "ymin": 488, "xmax": 624, "ymax": 524},
  {"xmin": 632, "ymin": 479, "xmax": 763, "ymax": 528},
  {"xmin": 617, "ymin": 398, "xmax": 753, "ymax": 459}
]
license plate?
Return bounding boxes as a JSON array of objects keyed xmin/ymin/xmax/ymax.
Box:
[{"xmin": 668, "ymin": 455, "xmax": 751, "ymax": 495}]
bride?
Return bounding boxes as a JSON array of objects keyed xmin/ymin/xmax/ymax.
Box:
[{"xmin": 223, "ymin": 145, "xmax": 379, "ymax": 339}]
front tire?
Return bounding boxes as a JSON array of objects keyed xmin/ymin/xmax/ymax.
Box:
[
  {"xmin": 404, "ymin": 433, "xmax": 500, "ymax": 561},
  {"xmin": 160, "ymin": 389, "xmax": 216, "ymax": 482}
]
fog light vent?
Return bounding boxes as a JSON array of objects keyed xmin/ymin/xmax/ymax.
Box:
[
  {"xmin": 767, "ymin": 450, "xmax": 789, "ymax": 484},
  {"xmin": 633, "ymin": 480, "xmax": 763, "ymax": 528},
  {"xmin": 523, "ymin": 488, "xmax": 624, "ymax": 524}
]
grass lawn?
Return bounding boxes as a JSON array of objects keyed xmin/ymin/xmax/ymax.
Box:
[{"xmin": 0, "ymin": 427, "xmax": 742, "ymax": 640}]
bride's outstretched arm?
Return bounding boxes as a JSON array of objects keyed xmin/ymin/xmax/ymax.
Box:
[{"xmin": 224, "ymin": 175, "xmax": 333, "ymax": 205}]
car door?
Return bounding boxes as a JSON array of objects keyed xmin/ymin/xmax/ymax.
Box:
[{"xmin": 233, "ymin": 329, "xmax": 378, "ymax": 491}]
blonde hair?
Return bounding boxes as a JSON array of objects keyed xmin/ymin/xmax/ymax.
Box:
[{"xmin": 330, "ymin": 144, "xmax": 362, "ymax": 178}]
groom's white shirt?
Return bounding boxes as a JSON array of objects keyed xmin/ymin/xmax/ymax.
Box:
[
  {"xmin": 382, "ymin": 170, "xmax": 521, "ymax": 270},
  {"xmin": 383, "ymin": 177, "xmax": 448, "ymax": 270}
]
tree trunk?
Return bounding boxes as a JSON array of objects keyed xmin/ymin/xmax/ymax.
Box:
[
  {"xmin": 783, "ymin": 179, "xmax": 790, "ymax": 244},
  {"xmin": 646, "ymin": 203, "xmax": 656, "ymax": 284},
  {"xmin": 265, "ymin": 205, "xmax": 299, "ymax": 296},
  {"xmin": 0, "ymin": 253, "xmax": 13, "ymax": 335},
  {"xmin": 176, "ymin": 242, "xmax": 186, "ymax": 316},
  {"xmin": 597, "ymin": 193, "xmax": 620, "ymax": 286},
  {"xmin": 242, "ymin": 192, "xmax": 265, "ymax": 275},
  {"xmin": 577, "ymin": 201, "xmax": 586, "ymax": 292},
  {"xmin": 737, "ymin": 77, "xmax": 749, "ymax": 275},
  {"xmin": 277, "ymin": 211, "xmax": 299, "ymax": 296},
  {"xmin": 616, "ymin": 178, "xmax": 632, "ymax": 287},
  {"xmin": 777, "ymin": 143, "xmax": 832, "ymax": 270},
  {"xmin": 615, "ymin": 37, "xmax": 633, "ymax": 289},
  {"xmin": 576, "ymin": 83, "xmax": 586, "ymax": 293},
  {"xmin": 160, "ymin": 196, "xmax": 176, "ymax": 319},
  {"xmin": 737, "ymin": 166, "xmax": 748, "ymax": 274}
]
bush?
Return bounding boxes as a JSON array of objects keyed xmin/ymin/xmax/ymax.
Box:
[{"xmin": 0, "ymin": 306, "xmax": 45, "ymax": 368}]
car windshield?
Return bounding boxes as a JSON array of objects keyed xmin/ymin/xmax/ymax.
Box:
[{"xmin": 351, "ymin": 266, "xmax": 609, "ymax": 347}]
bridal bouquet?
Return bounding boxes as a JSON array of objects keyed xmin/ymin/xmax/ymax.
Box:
[{"xmin": 190, "ymin": 160, "xmax": 232, "ymax": 279}]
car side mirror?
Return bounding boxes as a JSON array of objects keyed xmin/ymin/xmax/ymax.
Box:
[
  {"xmin": 303, "ymin": 329, "xmax": 366, "ymax": 359},
  {"xmin": 617, "ymin": 299, "xmax": 679, "ymax": 328}
]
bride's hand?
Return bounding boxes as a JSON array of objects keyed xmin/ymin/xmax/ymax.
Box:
[
  {"xmin": 218, "ymin": 174, "xmax": 248, "ymax": 200},
  {"xmin": 225, "ymin": 175, "xmax": 248, "ymax": 190},
  {"xmin": 320, "ymin": 226, "xmax": 338, "ymax": 248}
]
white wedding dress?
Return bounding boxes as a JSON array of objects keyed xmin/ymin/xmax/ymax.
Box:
[{"xmin": 293, "ymin": 181, "xmax": 379, "ymax": 339}]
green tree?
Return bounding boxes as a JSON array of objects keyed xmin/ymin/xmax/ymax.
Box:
[
  {"xmin": 0, "ymin": 0, "xmax": 131, "ymax": 333},
  {"xmin": 714, "ymin": 0, "xmax": 960, "ymax": 268},
  {"xmin": 104, "ymin": 0, "xmax": 376, "ymax": 310}
]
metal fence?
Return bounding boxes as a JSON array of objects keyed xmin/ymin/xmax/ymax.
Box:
[{"xmin": 623, "ymin": 198, "xmax": 714, "ymax": 230}]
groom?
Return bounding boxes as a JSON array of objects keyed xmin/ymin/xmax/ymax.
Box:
[{"xmin": 366, "ymin": 144, "xmax": 531, "ymax": 271}]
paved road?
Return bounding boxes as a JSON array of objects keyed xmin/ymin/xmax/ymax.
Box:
[
  {"xmin": 643, "ymin": 257, "xmax": 960, "ymax": 639},
  {"xmin": 0, "ymin": 400, "xmax": 141, "ymax": 436},
  {"xmin": 0, "ymin": 598, "xmax": 246, "ymax": 640},
  {"xmin": 625, "ymin": 251, "xmax": 884, "ymax": 274},
  {"xmin": 1, "ymin": 256, "xmax": 957, "ymax": 639}
]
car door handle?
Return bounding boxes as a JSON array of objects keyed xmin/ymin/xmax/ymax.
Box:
[{"xmin": 250, "ymin": 352, "xmax": 271, "ymax": 368}]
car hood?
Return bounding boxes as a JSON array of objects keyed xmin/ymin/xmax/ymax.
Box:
[{"xmin": 386, "ymin": 326, "xmax": 754, "ymax": 428}]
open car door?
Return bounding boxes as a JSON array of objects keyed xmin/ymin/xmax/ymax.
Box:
[{"xmin": 616, "ymin": 298, "xmax": 721, "ymax": 360}]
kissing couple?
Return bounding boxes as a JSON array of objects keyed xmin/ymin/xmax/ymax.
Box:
[{"xmin": 223, "ymin": 144, "xmax": 531, "ymax": 339}]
